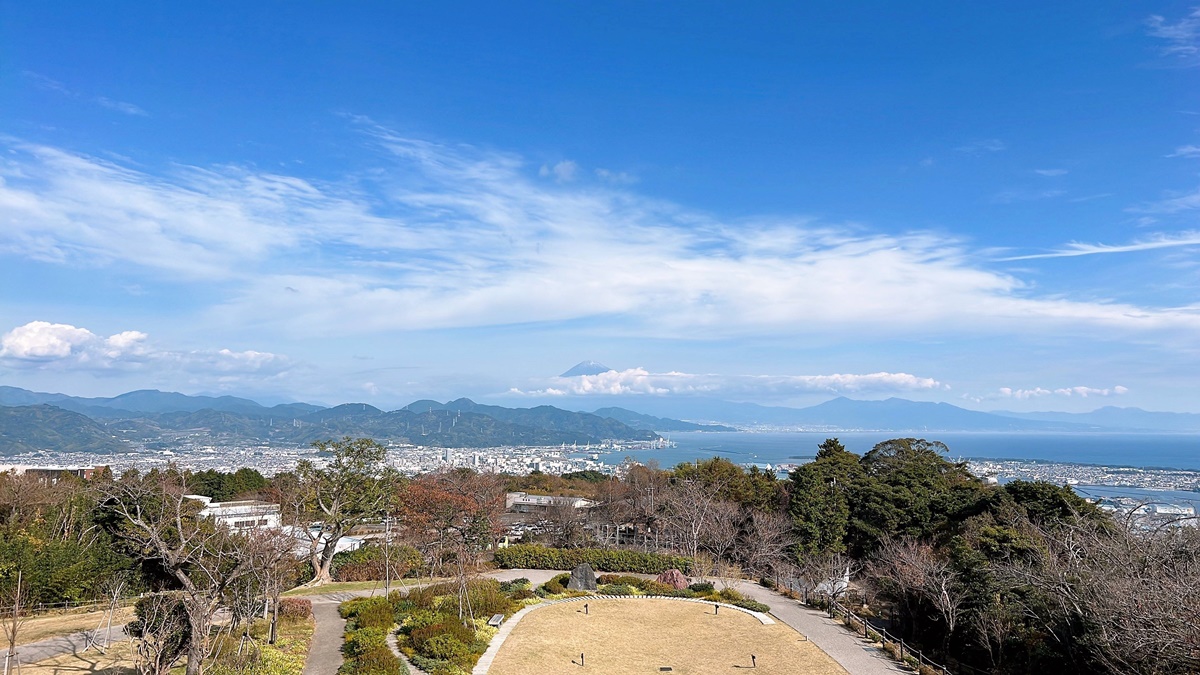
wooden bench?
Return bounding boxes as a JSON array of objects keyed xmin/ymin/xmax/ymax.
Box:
[{"xmin": 487, "ymin": 614, "xmax": 504, "ymax": 628}]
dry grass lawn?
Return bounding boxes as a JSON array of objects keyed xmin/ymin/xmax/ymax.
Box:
[
  {"xmin": 17, "ymin": 607, "xmax": 135, "ymax": 647},
  {"xmin": 14, "ymin": 639, "xmax": 137, "ymax": 675},
  {"xmin": 487, "ymin": 599, "xmax": 849, "ymax": 675}
]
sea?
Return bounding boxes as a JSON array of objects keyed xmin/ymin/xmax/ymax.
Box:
[
  {"xmin": 592, "ymin": 430, "xmax": 1200, "ymax": 508},
  {"xmin": 596, "ymin": 431, "xmax": 1200, "ymax": 471}
]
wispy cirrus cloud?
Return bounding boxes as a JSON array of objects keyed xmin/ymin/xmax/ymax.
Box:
[
  {"xmin": 955, "ymin": 139, "xmax": 1006, "ymax": 154},
  {"xmin": 510, "ymin": 368, "xmax": 945, "ymax": 397},
  {"xmin": 1131, "ymin": 186, "xmax": 1200, "ymax": 214},
  {"xmin": 998, "ymin": 231, "xmax": 1200, "ymax": 260},
  {"xmin": 998, "ymin": 385, "xmax": 1128, "ymax": 400},
  {"xmin": 3, "ymin": 128, "xmax": 1200, "ymax": 346},
  {"xmin": 1147, "ymin": 7, "xmax": 1200, "ymax": 65},
  {"xmin": 24, "ymin": 71, "xmax": 148, "ymax": 116},
  {"xmin": 0, "ymin": 321, "xmax": 291, "ymax": 377},
  {"xmin": 1167, "ymin": 145, "xmax": 1200, "ymax": 158},
  {"xmin": 1034, "ymin": 168, "xmax": 1068, "ymax": 177},
  {"xmin": 990, "ymin": 188, "xmax": 1065, "ymax": 204}
]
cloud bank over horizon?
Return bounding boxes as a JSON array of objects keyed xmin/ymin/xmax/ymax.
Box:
[{"xmin": 510, "ymin": 367, "xmax": 946, "ymax": 398}]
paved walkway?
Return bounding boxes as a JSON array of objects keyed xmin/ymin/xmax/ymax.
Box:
[
  {"xmin": 733, "ymin": 581, "xmax": 905, "ymax": 675},
  {"xmin": 0, "ymin": 622, "xmax": 130, "ymax": 665},
  {"xmin": 304, "ymin": 594, "xmax": 351, "ymax": 675}
]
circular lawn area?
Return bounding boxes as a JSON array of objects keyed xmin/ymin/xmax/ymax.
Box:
[{"xmin": 486, "ymin": 598, "xmax": 848, "ymax": 675}]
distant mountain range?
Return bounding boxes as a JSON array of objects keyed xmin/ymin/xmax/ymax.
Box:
[
  {"xmin": 591, "ymin": 407, "xmax": 737, "ymax": 432},
  {"xmin": 0, "ymin": 388, "xmax": 668, "ymax": 455},
  {"xmin": 1, "ymin": 385, "xmax": 1197, "ymax": 457}
]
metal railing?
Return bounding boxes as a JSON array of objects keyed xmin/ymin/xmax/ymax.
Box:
[{"xmin": 818, "ymin": 594, "xmax": 952, "ymax": 675}]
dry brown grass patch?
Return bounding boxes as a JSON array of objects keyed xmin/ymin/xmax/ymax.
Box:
[
  {"xmin": 16, "ymin": 607, "xmax": 136, "ymax": 647},
  {"xmin": 13, "ymin": 639, "xmax": 137, "ymax": 675},
  {"xmin": 487, "ymin": 599, "xmax": 848, "ymax": 675}
]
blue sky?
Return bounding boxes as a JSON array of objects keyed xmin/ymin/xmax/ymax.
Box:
[{"xmin": 1, "ymin": 2, "xmax": 1199, "ymax": 413}]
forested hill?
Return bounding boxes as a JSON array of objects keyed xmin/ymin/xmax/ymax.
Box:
[
  {"xmin": 0, "ymin": 404, "xmax": 129, "ymax": 454},
  {"xmin": 591, "ymin": 406, "xmax": 737, "ymax": 432},
  {"xmin": 0, "ymin": 391, "xmax": 661, "ymax": 453}
]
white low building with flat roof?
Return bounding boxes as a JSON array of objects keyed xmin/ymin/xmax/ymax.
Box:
[{"xmin": 186, "ymin": 495, "xmax": 282, "ymax": 530}]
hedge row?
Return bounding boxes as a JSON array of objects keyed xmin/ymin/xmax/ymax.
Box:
[
  {"xmin": 494, "ymin": 545, "xmax": 693, "ymax": 574},
  {"xmin": 338, "ymin": 597, "xmax": 409, "ymax": 675}
]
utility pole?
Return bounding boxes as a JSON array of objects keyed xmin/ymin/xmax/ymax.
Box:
[{"xmin": 384, "ymin": 515, "xmax": 392, "ymax": 596}]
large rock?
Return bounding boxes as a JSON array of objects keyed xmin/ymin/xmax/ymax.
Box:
[
  {"xmin": 566, "ymin": 563, "xmax": 598, "ymax": 591},
  {"xmin": 656, "ymin": 568, "xmax": 689, "ymax": 590}
]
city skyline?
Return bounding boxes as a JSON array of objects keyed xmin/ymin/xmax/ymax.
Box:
[{"xmin": 2, "ymin": 3, "xmax": 1199, "ymax": 412}]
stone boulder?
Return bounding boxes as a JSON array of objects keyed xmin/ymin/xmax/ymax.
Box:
[
  {"xmin": 656, "ymin": 568, "xmax": 689, "ymax": 590},
  {"xmin": 566, "ymin": 563, "xmax": 598, "ymax": 591}
]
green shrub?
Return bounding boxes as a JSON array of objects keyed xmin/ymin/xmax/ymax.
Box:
[
  {"xmin": 598, "ymin": 574, "xmax": 642, "ymax": 586},
  {"xmin": 332, "ymin": 544, "xmax": 424, "ymax": 582},
  {"xmin": 494, "ymin": 545, "xmax": 692, "ymax": 574},
  {"xmin": 717, "ymin": 588, "xmax": 745, "ymax": 603},
  {"xmin": 688, "ymin": 582, "xmax": 714, "ymax": 593},
  {"xmin": 408, "ymin": 616, "xmax": 476, "ymax": 658},
  {"xmin": 598, "ymin": 583, "xmax": 635, "ymax": 595},
  {"xmin": 541, "ymin": 579, "xmax": 565, "ymax": 595},
  {"xmin": 635, "ymin": 580, "xmax": 676, "ymax": 595},
  {"xmin": 464, "ymin": 579, "xmax": 516, "ymax": 617},
  {"xmin": 127, "ymin": 593, "xmax": 191, "ymax": 673},
  {"xmin": 733, "ymin": 599, "xmax": 771, "ymax": 613},
  {"xmin": 343, "ymin": 627, "xmax": 389, "ymax": 658},
  {"xmin": 423, "ymin": 633, "xmax": 472, "ymax": 661},
  {"xmin": 408, "ymin": 654, "xmax": 455, "ymax": 675},
  {"xmin": 499, "ymin": 577, "xmax": 531, "ymax": 592},
  {"xmin": 337, "ymin": 644, "xmax": 409, "ymax": 675},
  {"xmin": 344, "ymin": 597, "xmax": 396, "ymax": 630}
]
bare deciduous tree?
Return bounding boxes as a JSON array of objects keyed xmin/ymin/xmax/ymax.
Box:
[
  {"xmin": 103, "ymin": 470, "xmax": 263, "ymax": 675},
  {"xmin": 1, "ymin": 571, "xmax": 27, "ymax": 675},
  {"xmin": 739, "ymin": 511, "xmax": 793, "ymax": 578},
  {"xmin": 997, "ymin": 516, "xmax": 1200, "ymax": 674},
  {"xmin": 865, "ymin": 538, "xmax": 965, "ymax": 648}
]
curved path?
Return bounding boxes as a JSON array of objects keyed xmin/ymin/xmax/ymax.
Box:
[{"xmin": 301, "ymin": 569, "xmax": 902, "ymax": 675}]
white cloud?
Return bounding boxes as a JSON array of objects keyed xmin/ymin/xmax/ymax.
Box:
[
  {"xmin": 595, "ymin": 168, "xmax": 637, "ymax": 184},
  {"xmin": 0, "ymin": 321, "xmax": 290, "ymax": 377},
  {"xmin": 5, "ymin": 131, "xmax": 1200, "ymax": 346},
  {"xmin": 998, "ymin": 385, "xmax": 1128, "ymax": 400},
  {"xmin": 999, "ymin": 231, "xmax": 1200, "ymax": 260},
  {"xmin": 95, "ymin": 97, "xmax": 149, "ymax": 117},
  {"xmin": 539, "ymin": 160, "xmax": 578, "ymax": 182},
  {"xmin": 956, "ymin": 139, "xmax": 1006, "ymax": 154},
  {"xmin": 1034, "ymin": 168, "xmax": 1068, "ymax": 176},
  {"xmin": 0, "ymin": 322, "xmax": 129, "ymax": 362},
  {"xmin": 512, "ymin": 368, "xmax": 945, "ymax": 397},
  {"xmin": 1167, "ymin": 145, "xmax": 1200, "ymax": 158},
  {"xmin": 1147, "ymin": 8, "xmax": 1200, "ymax": 64},
  {"xmin": 1135, "ymin": 186, "xmax": 1200, "ymax": 214}
]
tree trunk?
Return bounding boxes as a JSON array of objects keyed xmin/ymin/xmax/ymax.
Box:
[{"xmin": 184, "ymin": 598, "xmax": 215, "ymax": 675}]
